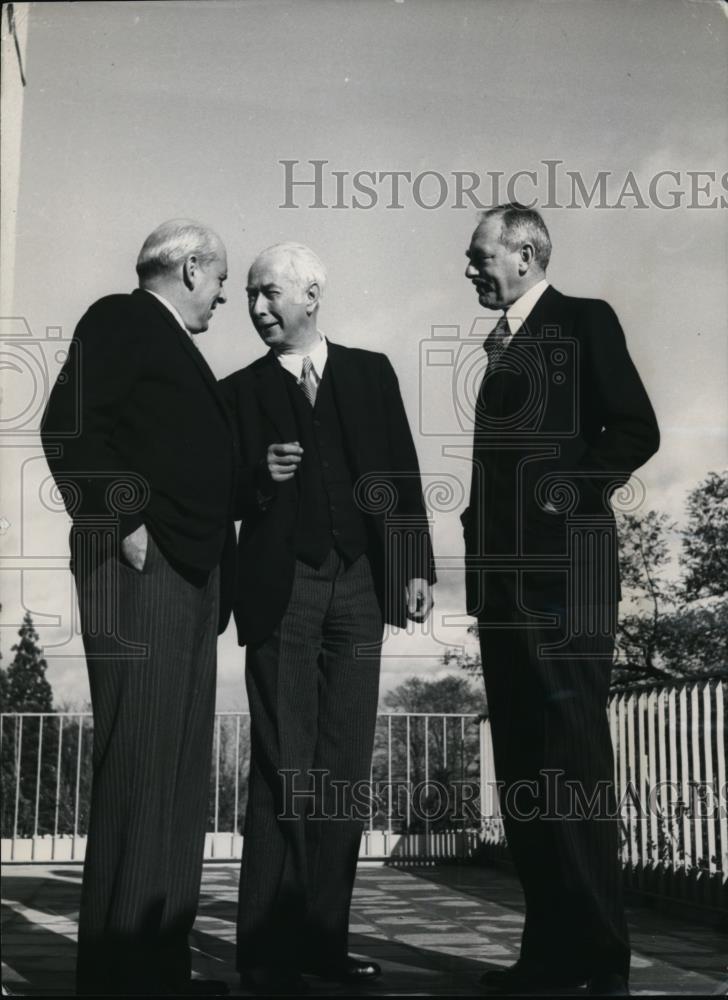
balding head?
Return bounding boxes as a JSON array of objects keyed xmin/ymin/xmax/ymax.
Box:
[
  {"xmin": 136, "ymin": 219, "xmax": 228, "ymax": 334},
  {"xmin": 465, "ymin": 203, "xmax": 551, "ymax": 311},
  {"xmin": 477, "ymin": 204, "xmax": 552, "ymax": 271},
  {"xmin": 136, "ymin": 219, "xmax": 224, "ymax": 283}
]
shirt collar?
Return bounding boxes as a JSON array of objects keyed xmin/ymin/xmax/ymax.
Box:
[
  {"xmin": 504, "ymin": 278, "xmax": 549, "ymax": 337},
  {"xmin": 276, "ymin": 335, "xmax": 328, "ymax": 380},
  {"xmin": 145, "ymin": 289, "xmax": 191, "ymax": 337}
]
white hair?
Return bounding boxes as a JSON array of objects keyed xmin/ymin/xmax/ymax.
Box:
[
  {"xmin": 136, "ymin": 219, "xmax": 223, "ymax": 283},
  {"xmin": 253, "ymin": 242, "xmax": 327, "ymax": 297}
]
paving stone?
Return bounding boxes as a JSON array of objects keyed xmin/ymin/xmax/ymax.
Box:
[{"xmin": 1, "ymin": 862, "xmax": 725, "ymax": 996}]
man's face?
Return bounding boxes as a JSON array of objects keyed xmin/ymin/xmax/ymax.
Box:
[
  {"xmin": 188, "ymin": 246, "xmax": 228, "ymax": 333},
  {"xmin": 465, "ymin": 219, "xmax": 523, "ymax": 311},
  {"xmin": 246, "ymin": 255, "xmax": 311, "ymax": 352}
]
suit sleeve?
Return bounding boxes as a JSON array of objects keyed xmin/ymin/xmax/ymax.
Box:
[
  {"xmin": 380, "ymin": 355, "xmax": 437, "ymax": 584},
  {"xmin": 576, "ymin": 300, "xmax": 660, "ymax": 496},
  {"xmin": 218, "ymin": 374, "xmax": 277, "ymax": 522},
  {"xmin": 40, "ymin": 300, "xmax": 147, "ymax": 540}
]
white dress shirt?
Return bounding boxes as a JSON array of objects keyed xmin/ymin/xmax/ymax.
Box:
[
  {"xmin": 145, "ymin": 289, "xmax": 195, "ymax": 341},
  {"xmin": 276, "ymin": 335, "xmax": 328, "ymax": 388},
  {"xmin": 502, "ymin": 278, "xmax": 550, "ymax": 344}
]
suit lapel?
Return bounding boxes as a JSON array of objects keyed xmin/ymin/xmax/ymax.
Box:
[
  {"xmin": 511, "ymin": 284, "xmax": 561, "ymax": 342},
  {"xmin": 325, "ymin": 341, "xmax": 363, "ymax": 466},
  {"xmin": 254, "ymin": 352, "xmax": 299, "ymax": 442},
  {"xmin": 502, "ymin": 285, "xmax": 566, "ymax": 420},
  {"xmin": 479, "ymin": 287, "xmax": 562, "ymax": 418},
  {"xmin": 136, "ymin": 289, "xmax": 235, "ymax": 434}
]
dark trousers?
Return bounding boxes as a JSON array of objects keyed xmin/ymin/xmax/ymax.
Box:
[
  {"xmin": 237, "ymin": 551, "xmax": 383, "ymax": 972},
  {"xmin": 74, "ymin": 533, "xmax": 220, "ymax": 994},
  {"xmin": 478, "ymin": 595, "xmax": 630, "ymax": 981}
]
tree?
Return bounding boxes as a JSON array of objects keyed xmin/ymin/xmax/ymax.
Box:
[
  {"xmin": 1, "ymin": 612, "xmax": 55, "ymax": 838},
  {"xmin": 445, "ymin": 496, "xmax": 728, "ymax": 691},
  {"xmin": 381, "ymin": 674, "xmax": 484, "ymax": 716},
  {"xmin": 372, "ymin": 675, "xmax": 485, "ymax": 832},
  {"xmin": 4, "ymin": 611, "xmax": 53, "ymax": 712},
  {"xmin": 612, "ymin": 510, "xmax": 681, "ymax": 687},
  {"xmin": 681, "ymin": 470, "xmax": 728, "ymax": 600},
  {"xmin": 612, "ymin": 497, "xmax": 728, "ymax": 687},
  {"xmin": 0, "ymin": 662, "xmax": 8, "ymax": 709},
  {"xmin": 656, "ymin": 597, "xmax": 728, "ymax": 680}
]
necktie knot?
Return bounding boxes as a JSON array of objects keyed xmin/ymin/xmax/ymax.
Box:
[{"xmin": 299, "ymin": 356, "xmax": 317, "ymax": 406}]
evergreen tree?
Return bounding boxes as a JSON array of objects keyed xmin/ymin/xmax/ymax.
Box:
[
  {"xmin": 0, "ymin": 662, "xmax": 8, "ymax": 709},
  {"xmin": 1, "ymin": 613, "xmax": 55, "ymax": 837},
  {"xmin": 5, "ymin": 611, "xmax": 53, "ymax": 711}
]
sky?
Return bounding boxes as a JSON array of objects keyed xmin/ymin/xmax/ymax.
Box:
[{"xmin": 1, "ymin": 0, "xmax": 726, "ymax": 709}]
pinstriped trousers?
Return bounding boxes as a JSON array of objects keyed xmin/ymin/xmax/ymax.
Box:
[
  {"xmin": 73, "ymin": 533, "xmax": 219, "ymax": 995},
  {"xmin": 237, "ymin": 550, "xmax": 383, "ymax": 972},
  {"xmin": 478, "ymin": 597, "xmax": 630, "ymax": 981}
]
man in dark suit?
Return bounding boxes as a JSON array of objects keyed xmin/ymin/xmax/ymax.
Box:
[
  {"xmin": 41, "ymin": 220, "xmax": 236, "ymax": 996},
  {"xmin": 461, "ymin": 205, "xmax": 659, "ymax": 997},
  {"xmin": 222, "ymin": 242, "xmax": 435, "ymax": 994}
]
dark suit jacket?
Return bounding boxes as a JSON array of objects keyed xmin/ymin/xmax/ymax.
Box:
[
  {"xmin": 220, "ymin": 342, "xmax": 436, "ymax": 647},
  {"xmin": 40, "ymin": 288, "xmax": 237, "ymax": 633},
  {"xmin": 462, "ymin": 285, "xmax": 660, "ymax": 616}
]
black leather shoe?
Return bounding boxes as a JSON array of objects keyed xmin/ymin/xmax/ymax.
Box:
[
  {"xmin": 587, "ymin": 973, "xmax": 629, "ymax": 996},
  {"xmin": 480, "ymin": 961, "xmax": 585, "ymax": 995},
  {"xmin": 303, "ymin": 956, "xmax": 382, "ymax": 983},
  {"xmin": 172, "ymin": 981, "xmax": 231, "ymax": 996},
  {"xmin": 240, "ymin": 967, "xmax": 308, "ymax": 995}
]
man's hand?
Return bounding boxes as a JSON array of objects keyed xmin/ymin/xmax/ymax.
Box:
[
  {"xmin": 121, "ymin": 524, "xmax": 148, "ymax": 572},
  {"xmin": 406, "ymin": 578, "xmax": 433, "ymax": 622},
  {"xmin": 267, "ymin": 442, "xmax": 303, "ymax": 482}
]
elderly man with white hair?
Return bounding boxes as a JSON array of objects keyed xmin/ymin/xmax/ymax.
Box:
[
  {"xmin": 222, "ymin": 242, "xmax": 435, "ymax": 994},
  {"xmin": 41, "ymin": 219, "xmax": 236, "ymax": 996}
]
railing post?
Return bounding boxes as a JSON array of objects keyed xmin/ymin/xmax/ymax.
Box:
[
  {"xmin": 54, "ymin": 715, "xmax": 63, "ymax": 840},
  {"xmin": 34, "ymin": 715, "xmax": 44, "ymax": 841},
  {"xmin": 233, "ymin": 714, "xmax": 241, "ymax": 837},
  {"xmin": 715, "ymin": 683, "xmax": 727, "ymax": 885},
  {"xmin": 690, "ymin": 684, "xmax": 703, "ymax": 874},
  {"xmin": 73, "ymin": 716, "xmax": 84, "ymax": 859},
  {"xmin": 387, "ymin": 715, "xmax": 393, "ymax": 836},
  {"xmin": 13, "ymin": 716, "xmax": 23, "ymax": 859}
]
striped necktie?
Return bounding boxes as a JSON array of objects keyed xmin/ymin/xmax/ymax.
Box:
[
  {"xmin": 483, "ymin": 313, "xmax": 511, "ymax": 370},
  {"xmin": 299, "ymin": 355, "xmax": 318, "ymax": 406}
]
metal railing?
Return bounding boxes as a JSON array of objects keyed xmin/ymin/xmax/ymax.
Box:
[
  {"xmin": 2, "ymin": 684, "xmax": 726, "ymax": 908},
  {"xmin": 0, "ymin": 710, "xmax": 484, "ymax": 862}
]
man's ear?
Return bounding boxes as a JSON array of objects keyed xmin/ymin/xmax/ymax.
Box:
[
  {"xmin": 518, "ymin": 243, "xmax": 535, "ymax": 275},
  {"xmin": 182, "ymin": 255, "xmax": 198, "ymax": 290},
  {"xmin": 305, "ymin": 281, "xmax": 321, "ymax": 315}
]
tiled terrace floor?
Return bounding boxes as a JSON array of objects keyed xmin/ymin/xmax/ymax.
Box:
[{"xmin": 2, "ymin": 863, "xmax": 726, "ymax": 996}]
